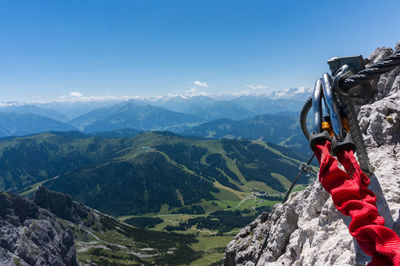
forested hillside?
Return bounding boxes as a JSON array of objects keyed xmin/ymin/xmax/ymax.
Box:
[{"xmin": 0, "ymin": 131, "xmax": 309, "ymax": 216}]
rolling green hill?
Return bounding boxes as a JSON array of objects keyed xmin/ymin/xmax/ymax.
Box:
[
  {"xmin": 0, "ymin": 131, "xmax": 131, "ymax": 192},
  {"xmin": 0, "ymin": 130, "xmax": 310, "ymax": 217},
  {"xmin": 90, "ymin": 128, "xmax": 143, "ymax": 138},
  {"xmin": 184, "ymin": 113, "xmax": 310, "ymax": 155},
  {"xmin": 47, "ymin": 150, "xmax": 218, "ymax": 216}
]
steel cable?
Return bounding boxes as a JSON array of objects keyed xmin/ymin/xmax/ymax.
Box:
[{"xmin": 340, "ymin": 47, "xmax": 400, "ymax": 90}]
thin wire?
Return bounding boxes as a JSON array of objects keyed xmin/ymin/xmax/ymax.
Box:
[{"xmin": 282, "ymin": 154, "xmax": 315, "ymax": 203}]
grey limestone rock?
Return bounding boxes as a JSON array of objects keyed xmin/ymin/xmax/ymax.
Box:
[
  {"xmin": 224, "ymin": 41, "xmax": 400, "ymax": 266},
  {"xmin": 0, "ymin": 192, "xmax": 77, "ymax": 266}
]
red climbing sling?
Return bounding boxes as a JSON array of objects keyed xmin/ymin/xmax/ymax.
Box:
[
  {"xmin": 298, "ymin": 48, "xmax": 400, "ymax": 265},
  {"xmin": 312, "ymin": 139, "xmax": 400, "ymax": 265}
]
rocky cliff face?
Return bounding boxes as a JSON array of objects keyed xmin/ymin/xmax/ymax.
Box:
[
  {"xmin": 224, "ymin": 42, "xmax": 400, "ymax": 266},
  {"xmin": 0, "ymin": 192, "xmax": 77, "ymax": 266}
]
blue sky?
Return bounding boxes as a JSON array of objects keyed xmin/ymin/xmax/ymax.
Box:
[{"xmin": 0, "ymin": 0, "xmax": 399, "ymax": 102}]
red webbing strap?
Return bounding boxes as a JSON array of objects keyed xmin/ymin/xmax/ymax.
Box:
[{"xmin": 312, "ymin": 139, "xmax": 400, "ymax": 266}]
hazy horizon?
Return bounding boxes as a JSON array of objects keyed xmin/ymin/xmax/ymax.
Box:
[{"xmin": 0, "ymin": 85, "xmax": 313, "ymax": 105}]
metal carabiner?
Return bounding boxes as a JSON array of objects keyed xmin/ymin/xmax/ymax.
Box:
[
  {"xmin": 332, "ymin": 64, "xmax": 356, "ymax": 96},
  {"xmin": 321, "ymin": 73, "xmax": 345, "ymax": 140},
  {"xmin": 312, "ymin": 78, "xmax": 323, "ymax": 134}
]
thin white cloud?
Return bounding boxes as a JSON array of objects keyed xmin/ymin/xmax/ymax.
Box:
[
  {"xmin": 183, "ymin": 87, "xmax": 208, "ymax": 97},
  {"xmin": 57, "ymin": 93, "xmax": 140, "ymax": 103},
  {"xmin": 193, "ymin": 80, "xmax": 209, "ymax": 88},
  {"xmin": 275, "ymin": 91, "xmax": 286, "ymax": 97},
  {"xmin": 245, "ymin": 84, "xmax": 269, "ymax": 90},
  {"xmin": 69, "ymin": 91, "xmax": 83, "ymax": 97},
  {"xmin": 186, "ymin": 88, "xmax": 197, "ymax": 93},
  {"xmin": 219, "ymin": 84, "xmax": 271, "ymax": 97},
  {"xmin": 269, "ymin": 87, "xmax": 312, "ymax": 98},
  {"xmin": 294, "ymin": 86, "xmax": 307, "ymax": 94}
]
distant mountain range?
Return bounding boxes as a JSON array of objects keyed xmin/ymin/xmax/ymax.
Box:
[
  {"xmin": 0, "ymin": 131, "xmax": 309, "ymax": 216},
  {"xmin": 0, "ymin": 104, "xmax": 68, "ymax": 122},
  {"xmin": 0, "ymin": 112, "xmax": 76, "ymax": 137},
  {"xmin": 146, "ymin": 93, "xmax": 310, "ymax": 120},
  {"xmin": 183, "ymin": 100, "xmax": 256, "ymax": 121},
  {"xmin": 69, "ymin": 102, "xmax": 203, "ymax": 133},
  {"xmin": 0, "ymin": 91, "xmax": 312, "ymax": 159},
  {"xmin": 0, "ymin": 106, "xmax": 309, "ymax": 156},
  {"xmin": 0, "ymin": 88, "xmax": 311, "ymax": 123}
]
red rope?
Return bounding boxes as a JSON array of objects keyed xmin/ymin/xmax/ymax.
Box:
[{"xmin": 312, "ymin": 139, "xmax": 400, "ymax": 265}]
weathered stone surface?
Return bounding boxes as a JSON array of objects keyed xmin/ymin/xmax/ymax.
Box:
[
  {"xmin": 224, "ymin": 42, "xmax": 400, "ymax": 266},
  {"xmin": 0, "ymin": 192, "xmax": 77, "ymax": 266}
]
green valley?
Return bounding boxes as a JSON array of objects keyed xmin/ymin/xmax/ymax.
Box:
[
  {"xmin": 0, "ymin": 131, "xmax": 309, "ymax": 215},
  {"xmin": 0, "ymin": 130, "xmax": 313, "ymax": 265}
]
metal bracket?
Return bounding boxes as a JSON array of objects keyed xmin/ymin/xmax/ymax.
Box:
[{"xmin": 327, "ymin": 55, "xmax": 374, "ymax": 98}]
